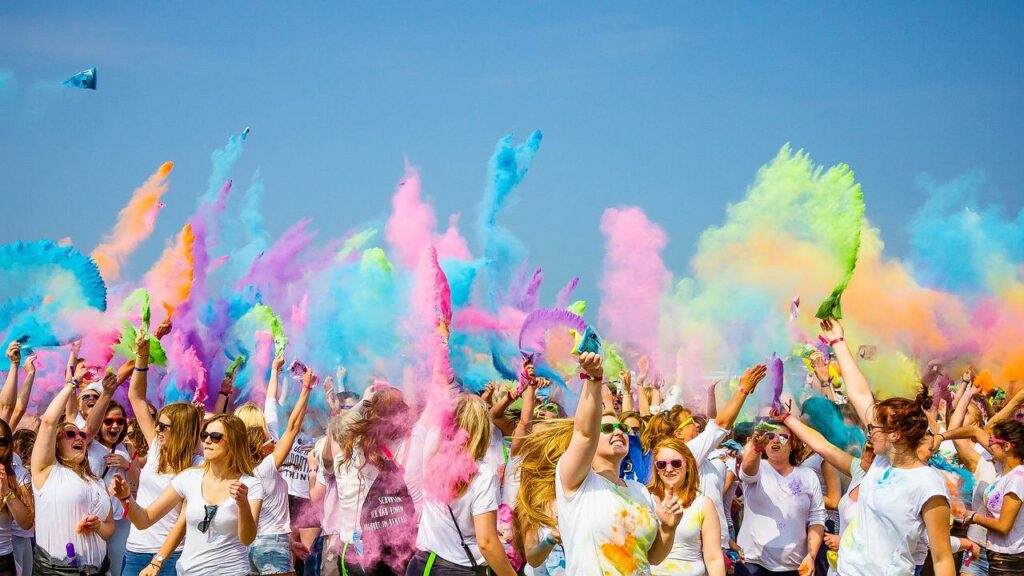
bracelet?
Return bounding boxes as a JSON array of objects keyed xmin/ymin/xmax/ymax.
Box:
[
  {"xmin": 739, "ymin": 387, "xmax": 752, "ymax": 395},
  {"xmin": 134, "ymin": 366, "xmax": 149, "ymax": 372},
  {"xmin": 829, "ymin": 337, "xmax": 845, "ymax": 346},
  {"xmin": 0, "ymin": 492, "xmax": 12, "ymax": 507},
  {"xmin": 218, "ymin": 390, "xmax": 231, "ymax": 397},
  {"xmin": 579, "ymin": 372, "xmax": 602, "ymax": 383}
]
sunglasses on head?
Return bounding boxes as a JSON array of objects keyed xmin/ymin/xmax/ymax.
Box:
[
  {"xmin": 765, "ymin": 432, "xmax": 790, "ymax": 444},
  {"xmin": 200, "ymin": 431, "xmax": 224, "ymax": 443},
  {"xmin": 655, "ymin": 459, "xmax": 684, "ymax": 471},
  {"xmin": 600, "ymin": 422, "xmax": 629, "ymax": 435},
  {"xmin": 63, "ymin": 430, "xmax": 88, "ymax": 441},
  {"xmin": 198, "ymin": 504, "xmax": 218, "ymax": 533},
  {"xmin": 103, "ymin": 417, "xmax": 126, "ymax": 427},
  {"xmin": 155, "ymin": 422, "xmax": 173, "ymax": 433}
]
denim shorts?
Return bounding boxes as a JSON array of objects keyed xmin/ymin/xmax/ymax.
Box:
[
  {"xmin": 250, "ymin": 534, "xmax": 294, "ymax": 575},
  {"xmin": 121, "ymin": 550, "xmax": 181, "ymax": 576}
]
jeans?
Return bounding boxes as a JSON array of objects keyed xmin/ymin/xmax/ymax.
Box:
[
  {"xmin": 107, "ymin": 519, "xmax": 131, "ymax": 576},
  {"xmin": 120, "ymin": 550, "xmax": 182, "ymax": 576},
  {"xmin": 250, "ymin": 534, "xmax": 295, "ymax": 575},
  {"xmin": 11, "ymin": 536, "xmax": 31, "ymax": 576},
  {"xmin": 962, "ymin": 548, "xmax": 989, "ymax": 576}
]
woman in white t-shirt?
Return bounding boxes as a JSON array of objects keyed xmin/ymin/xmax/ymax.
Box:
[
  {"xmin": 31, "ymin": 366, "xmax": 114, "ymax": 575},
  {"xmin": 83, "ymin": 396, "xmax": 132, "ymax": 576},
  {"xmin": 112, "ymin": 414, "xmax": 264, "ymax": 576},
  {"xmin": 648, "ymin": 437, "xmax": 725, "ymax": 576},
  {"xmin": 407, "ymin": 394, "xmax": 516, "ymax": 576},
  {"xmin": 944, "ymin": 419, "xmax": 1024, "ymax": 575},
  {"xmin": 819, "ymin": 318, "xmax": 955, "ymax": 576},
  {"xmin": 554, "ymin": 352, "xmax": 684, "ymax": 576},
  {"xmin": 0, "ymin": 418, "xmax": 33, "ymax": 576},
  {"xmin": 246, "ymin": 364, "xmax": 315, "ymax": 576},
  {"xmin": 123, "ymin": 332, "xmax": 203, "ymax": 576},
  {"xmin": 737, "ymin": 420, "xmax": 826, "ymax": 576}
]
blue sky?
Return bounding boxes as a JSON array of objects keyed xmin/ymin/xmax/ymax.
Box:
[{"xmin": 2, "ymin": 2, "xmax": 1022, "ymax": 305}]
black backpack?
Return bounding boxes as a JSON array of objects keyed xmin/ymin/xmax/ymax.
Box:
[{"xmin": 358, "ymin": 452, "xmax": 418, "ymax": 573}]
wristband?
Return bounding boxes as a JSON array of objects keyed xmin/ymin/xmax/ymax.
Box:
[
  {"xmin": 218, "ymin": 390, "xmax": 231, "ymax": 397},
  {"xmin": 134, "ymin": 366, "xmax": 149, "ymax": 372},
  {"xmin": 579, "ymin": 372, "xmax": 602, "ymax": 383},
  {"xmin": 828, "ymin": 337, "xmax": 845, "ymax": 346}
]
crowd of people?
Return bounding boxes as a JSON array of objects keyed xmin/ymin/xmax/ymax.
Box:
[{"xmin": 0, "ymin": 314, "xmax": 1022, "ymax": 576}]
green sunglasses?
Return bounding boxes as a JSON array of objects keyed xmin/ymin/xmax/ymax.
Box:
[{"xmin": 600, "ymin": 422, "xmax": 629, "ymax": 435}]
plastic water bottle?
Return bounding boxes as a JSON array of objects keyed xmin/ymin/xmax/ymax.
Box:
[
  {"xmin": 352, "ymin": 530, "xmax": 364, "ymax": 556},
  {"xmin": 66, "ymin": 543, "xmax": 78, "ymax": 567}
]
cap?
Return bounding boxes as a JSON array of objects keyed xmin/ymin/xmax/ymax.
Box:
[{"xmin": 81, "ymin": 382, "xmax": 104, "ymax": 397}]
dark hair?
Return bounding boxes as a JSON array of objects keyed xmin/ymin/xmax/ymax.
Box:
[
  {"xmin": 733, "ymin": 421, "xmax": 754, "ymax": 446},
  {"xmin": 873, "ymin": 385, "xmax": 932, "ymax": 449},
  {"xmin": 11, "ymin": 429, "xmax": 35, "ymax": 463},
  {"xmin": 0, "ymin": 419, "xmax": 16, "ymax": 497},
  {"xmin": 99, "ymin": 401, "xmax": 129, "ymax": 447},
  {"xmin": 760, "ymin": 420, "xmax": 805, "ymax": 466},
  {"xmin": 991, "ymin": 420, "xmax": 1024, "ymax": 460}
]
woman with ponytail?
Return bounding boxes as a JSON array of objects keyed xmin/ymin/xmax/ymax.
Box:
[{"xmin": 820, "ymin": 318, "xmax": 955, "ymax": 576}]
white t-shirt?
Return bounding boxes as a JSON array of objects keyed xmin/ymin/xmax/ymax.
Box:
[
  {"xmin": 967, "ymin": 458, "xmax": 998, "ymax": 546},
  {"xmin": 501, "ymin": 454, "xmax": 523, "ymax": 509},
  {"xmin": 689, "ymin": 422, "xmax": 729, "ymax": 549},
  {"xmin": 126, "ymin": 438, "xmax": 202, "ymax": 553},
  {"xmin": 701, "ymin": 451, "xmax": 730, "ymax": 549},
  {"xmin": 0, "ymin": 465, "xmax": 31, "ymax": 555},
  {"xmin": 170, "ymin": 468, "xmax": 264, "ymax": 576},
  {"xmin": 555, "ymin": 463, "xmax": 659, "ymax": 576},
  {"xmin": 738, "ymin": 462, "xmax": 826, "ymax": 571},
  {"xmin": 87, "ymin": 440, "xmax": 131, "ymax": 518},
  {"xmin": 329, "ymin": 439, "xmax": 408, "ymax": 544},
  {"xmin": 652, "ymin": 493, "xmax": 711, "ymax": 576},
  {"xmin": 33, "ymin": 463, "xmax": 111, "ymax": 568},
  {"xmin": 982, "ymin": 464, "xmax": 1024, "ymax": 554},
  {"xmin": 838, "ymin": 456, "xmax": 949, "ymax": 576},
  {"xmin": 255, "ymin": 454, "xmax": 291, "ymax": 536},
  {"xmin": 314, "ymin": 437, "xmax": 342, "ymax": 535},
  {"xmin": 279, "ymin": 440, "xmax": 314, "ymax": 498},
  {"xmin": 829, "ymin": 457, "xmax": 867, "ymax": 576},
  {"xmin": 9, "ymin": 456, "xmax": 31, "ymax": 539},
  {"xmin": 416, "ymin": 460, "xmax": 500, "ymax": 566}
]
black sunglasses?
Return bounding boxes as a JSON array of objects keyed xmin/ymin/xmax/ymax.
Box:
[
  {"xmin": 655, "ymin": 459, "xmax": 683, "ymax": 471},
  {"xmin": 155, "ymin": 422, "xmax": 173, "ymax": 433},
  {"xmin": 80, "ymin": 394, "xmax": 100, "ymax": 402},
  {"xmin": 200, "ymin": 431, "xmax": 224, "ymax": 443},
  {"xmin": 198, "ymin": 504, "xmax": 218, "ymax": 533},
  {"xmin": 63, "ymin": 430, "xmax": 88, "ymax": 441},
  {"xmin": 600, "ymin": 422, "xmax": 629, "ymax": 435},
  {"xmin": 103, "ymin": 417, "xmax": 127, "ymax": 427},
  {"xmin": 0, "ymin": 438, "xmax": 10, "ymax": 448}
]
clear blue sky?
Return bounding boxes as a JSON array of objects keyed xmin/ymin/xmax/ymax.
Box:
[{"xmin": 2, "ymin": 2, "xmax": 1022, "ymax": 305}]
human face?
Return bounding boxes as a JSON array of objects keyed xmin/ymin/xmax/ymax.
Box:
[
  {"xmin": 79, "ymin": 392, "xmax": 100, "ymax": 417},
  {"xmin": 57, "ymin": 425, "xmax": 88, "ymax": 462},
  {"xmin": 596, "ymin": 415, "xmax": 629, "ymax": 460},
  {"xmin": 765, "ymin": 424, "xmax": 793, "ymax": 463},
  {"xmin": 201, "ymin": 421, "xmax": 227, "ymax": 461},
  {"xmin": 623, "ymin": 417, "xmax": 642, "ymax": 436},
  {"xmin": 673, "ymin": 414, "xmax": 698, "ymax": 442},
  {"xmin": 0, "ymin": 430, "xmax": 10, "ymax": 460},
  {"xmin": 987, "ymin": 436, "xmax": 1015, "ymax": 463},
  {"xmin": 535, "ymin": 402, "xmax": 560, "ymax": 421},
  {"xmin": 101, "ymin": 407, "xmax": 126, "ymax": 445},
  {"xmin": 155, "ymin": 414, "xmax": 174, "ymax": 445},
  {"xmin": 866, "ymin": 422, "xmax": 889, "ymax": 454},
  {"xmin": 654, "ymin": 447, "xmax": 687, "ymax": 489}
]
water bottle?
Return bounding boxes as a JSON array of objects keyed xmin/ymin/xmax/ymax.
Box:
[
  {"xmin": 66, "ymin": 543, "xmax": 78, "ymax": 567},
  {"xmin": 352, "ymin": 530, "xmax": 364, "ymax": 556}
]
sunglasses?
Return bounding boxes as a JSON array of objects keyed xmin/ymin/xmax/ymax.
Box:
[
  {"xmin": 600, "ymin": 422, "xmax": 629, "ymax": 435},
  {"xmin": 628, "ymin": 425, "xmax": 641, "ymax": 434},
  {"xmin": 765, "ymin": 432, "xmax": 790, "ymax": 444},
  {"xmin": 198, "ymin": 504, "xmax": 218, "ymax": 533},
  {"xmin": 655, "ymin": 459, "xmax": 684, "ymax": 471},
  {"xmin": 200, "ymin": 431, "xmax": 225, "ymax": 443},
  {"xmin": 537, "ymin": 403, "xmax": 560, "ymax": 413},
  {"xmin": 103, "ymin": 418, "xmax": 126, "ymax": 427},
  {"xmin": 81, "ymin": 394, "xmax": 100, "ymax": 402},
  {"xmin": 988, "ymin": 437, "xmax": 1013, "ymax": 448},
  {"xmin": 155, "ymin": 422, "xmax": 173, "ymax": 433},
  {"xmin": 0, "ymin": 438, "xmax": 10, "ymax": 448},
  {"xmin": 676, "ymin": 417, "xmax": 695, "ymax": 431},
  {"xmin": 63, "ymin": 430, "xmax": 88, "ymax": 441}
]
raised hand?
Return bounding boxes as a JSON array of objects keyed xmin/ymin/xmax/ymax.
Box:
[
  {"xmin": 219, "ymin": 373, "xmax": 236, "ymax": 396},
  {"xmin": 154, "ymin": 316, "xmax": 173, "ymax": 340},
  {"xmin": 751, "ymin": 430, "xmax": 770, "ymax": 452},
  {"xmin": 135, "ymin": 332, "xmax": 151, "ymax": 362},
  {"xmin": 23, "ymin": 354, "xmax": 37, "ymax": 376},
  {"xmin": 578, "ymin": 352, "xmax": 603, "ymax": 381},
  {"xmin": 302, "ymin": 369, "xmax": 317, "ymax": 390},
  {"xmin": 620, "ymin": 370, "xmax": 632, "ymax": 391},
  {"xmin": 5, "ymin": 342, "xmax": 20, "ymax": 367},
  {"xmin": 116, "ymin": 359, "xmax": 136, "ymax": 384},
  {"xmin": 819, "ymin": 318, "xmax": 844, "ymax": 342},
  {"xmin": 739, "ymin": 363, "xmax": 767, "ymax": 394},
  {"xmin": 656, "ymin": 487, "xmax": 684, "ymax": 528},
  {"xmin": 272, "ymin": 354, "xmax": 285, "ymax": 373},
  {"xmin": 101, "ymin": 370, "xmax": 119, "ymax": 394}
]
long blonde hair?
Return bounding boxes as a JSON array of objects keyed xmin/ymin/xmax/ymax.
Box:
[
  {"xmin": 203, "ymin": 414, "xmax": 254, "ymax": 477},
  {"xmin": 234, "ymin": 402, "xmax": 268, "ymax": 433},
  {"xmin": 428, "ymin": 394, "xmax": 492, "ymax": 499},
  {"xmin": 157, "ymin": 403, "xmax": 202, "ymax": 475},
  {"xmin": 647, "ymin": 437, "xmax": 700, "ymax": 507},
  {"xmin": 513, "ymin": 419, "xmax": 574, "ymax": 557}
]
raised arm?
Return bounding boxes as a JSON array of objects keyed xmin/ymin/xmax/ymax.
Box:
[
  {"xmin": 715, "ymin": 364, "xmax": 767, "ymax": 429},
  {"xmin": 510, "ymin": 378, "xmax": 542, "ymax": 455},
  {"xmin": 819, "ymin": 318, "xmax": 874, "ymax": 426},
  {"xmin": 31, "ymin": 366, "xmax": 84, "ymax": 484},
  {"xmin": 741, "ymin": 430, "xmax": 768, "ymax": 478},
  {"xmin": 489, "ymin": 385, "xmax": 519, "ymax": 438},
  {"xmin": 128, "ymin": 334, "xmax": 157, "ymax": 443},
  {"xmin": 10, "ymin": 354, "xmax": 36, "ymax": 429},
  {"xmin": 272, "ymin": 369, "xmax": 314, "ymax": 468},
  {"xmin": 0, "ymin": 342, "xmax": 21, "ymax": 422},
  {"xmin": 621, "ymin": 371, "xmax": 635, "ymax": 414},
  {"xmin": 264, "ymin": 354, "xmax": 285, "ymax": 439},
  {"xmin": 83, "ymin": 371, "xmax": 119, "ymax": 441},
  {"xmin": 213, "ymin": 373, "xmax": 237, "ymax": 415},
  {"xmin": 64, "ymin": 342, "xmax": 83, "ymax": 424},
  {"xmin": 776, "ymin": 409, "xmax": 855, "ymax": 476},
  {"xmin": 558, "ymin": 352, "xmax": 604, "ymax": 493},
  {"xmin": 989, "ymin": 387, "xmax": 1024, "ymax": 428}
]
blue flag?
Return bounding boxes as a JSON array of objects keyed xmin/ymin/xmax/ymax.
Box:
[{"xmin": 63, "ymin": 67, "xmax": 97, "ymax": 90}]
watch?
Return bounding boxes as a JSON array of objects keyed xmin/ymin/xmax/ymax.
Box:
[{"xmin": 153, "ymin": 554, "xmax": 165, "ymax": 564}]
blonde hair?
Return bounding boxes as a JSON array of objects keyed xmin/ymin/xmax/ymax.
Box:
[
  {"xmin": 157, "ymin": 403, "xmax": 202, "ymax": 475},
  {"xmin": 642, "ymin": 412, "xmax": 672, "ymax": 452},
  {"xmin": 513, "ymin": 419, "xmax": 574, "ymax": 558},
  {"xmin": 647, "ymin": 437, "xmax": 700, "ymax": 507},
  {"xmin": 234, "ymin": 402, "xmax": 268, "ymax": 433},
  {"xmin": 56, "ymin": 422, "xmax": 97, "ymax": 480},
  {"xmin": 429, "ymin": 395, "xmax": 492, "ymax": 499},
  {"xmin": 203, "ymin": 414, "xmax": 254, "ymax": 477}
]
